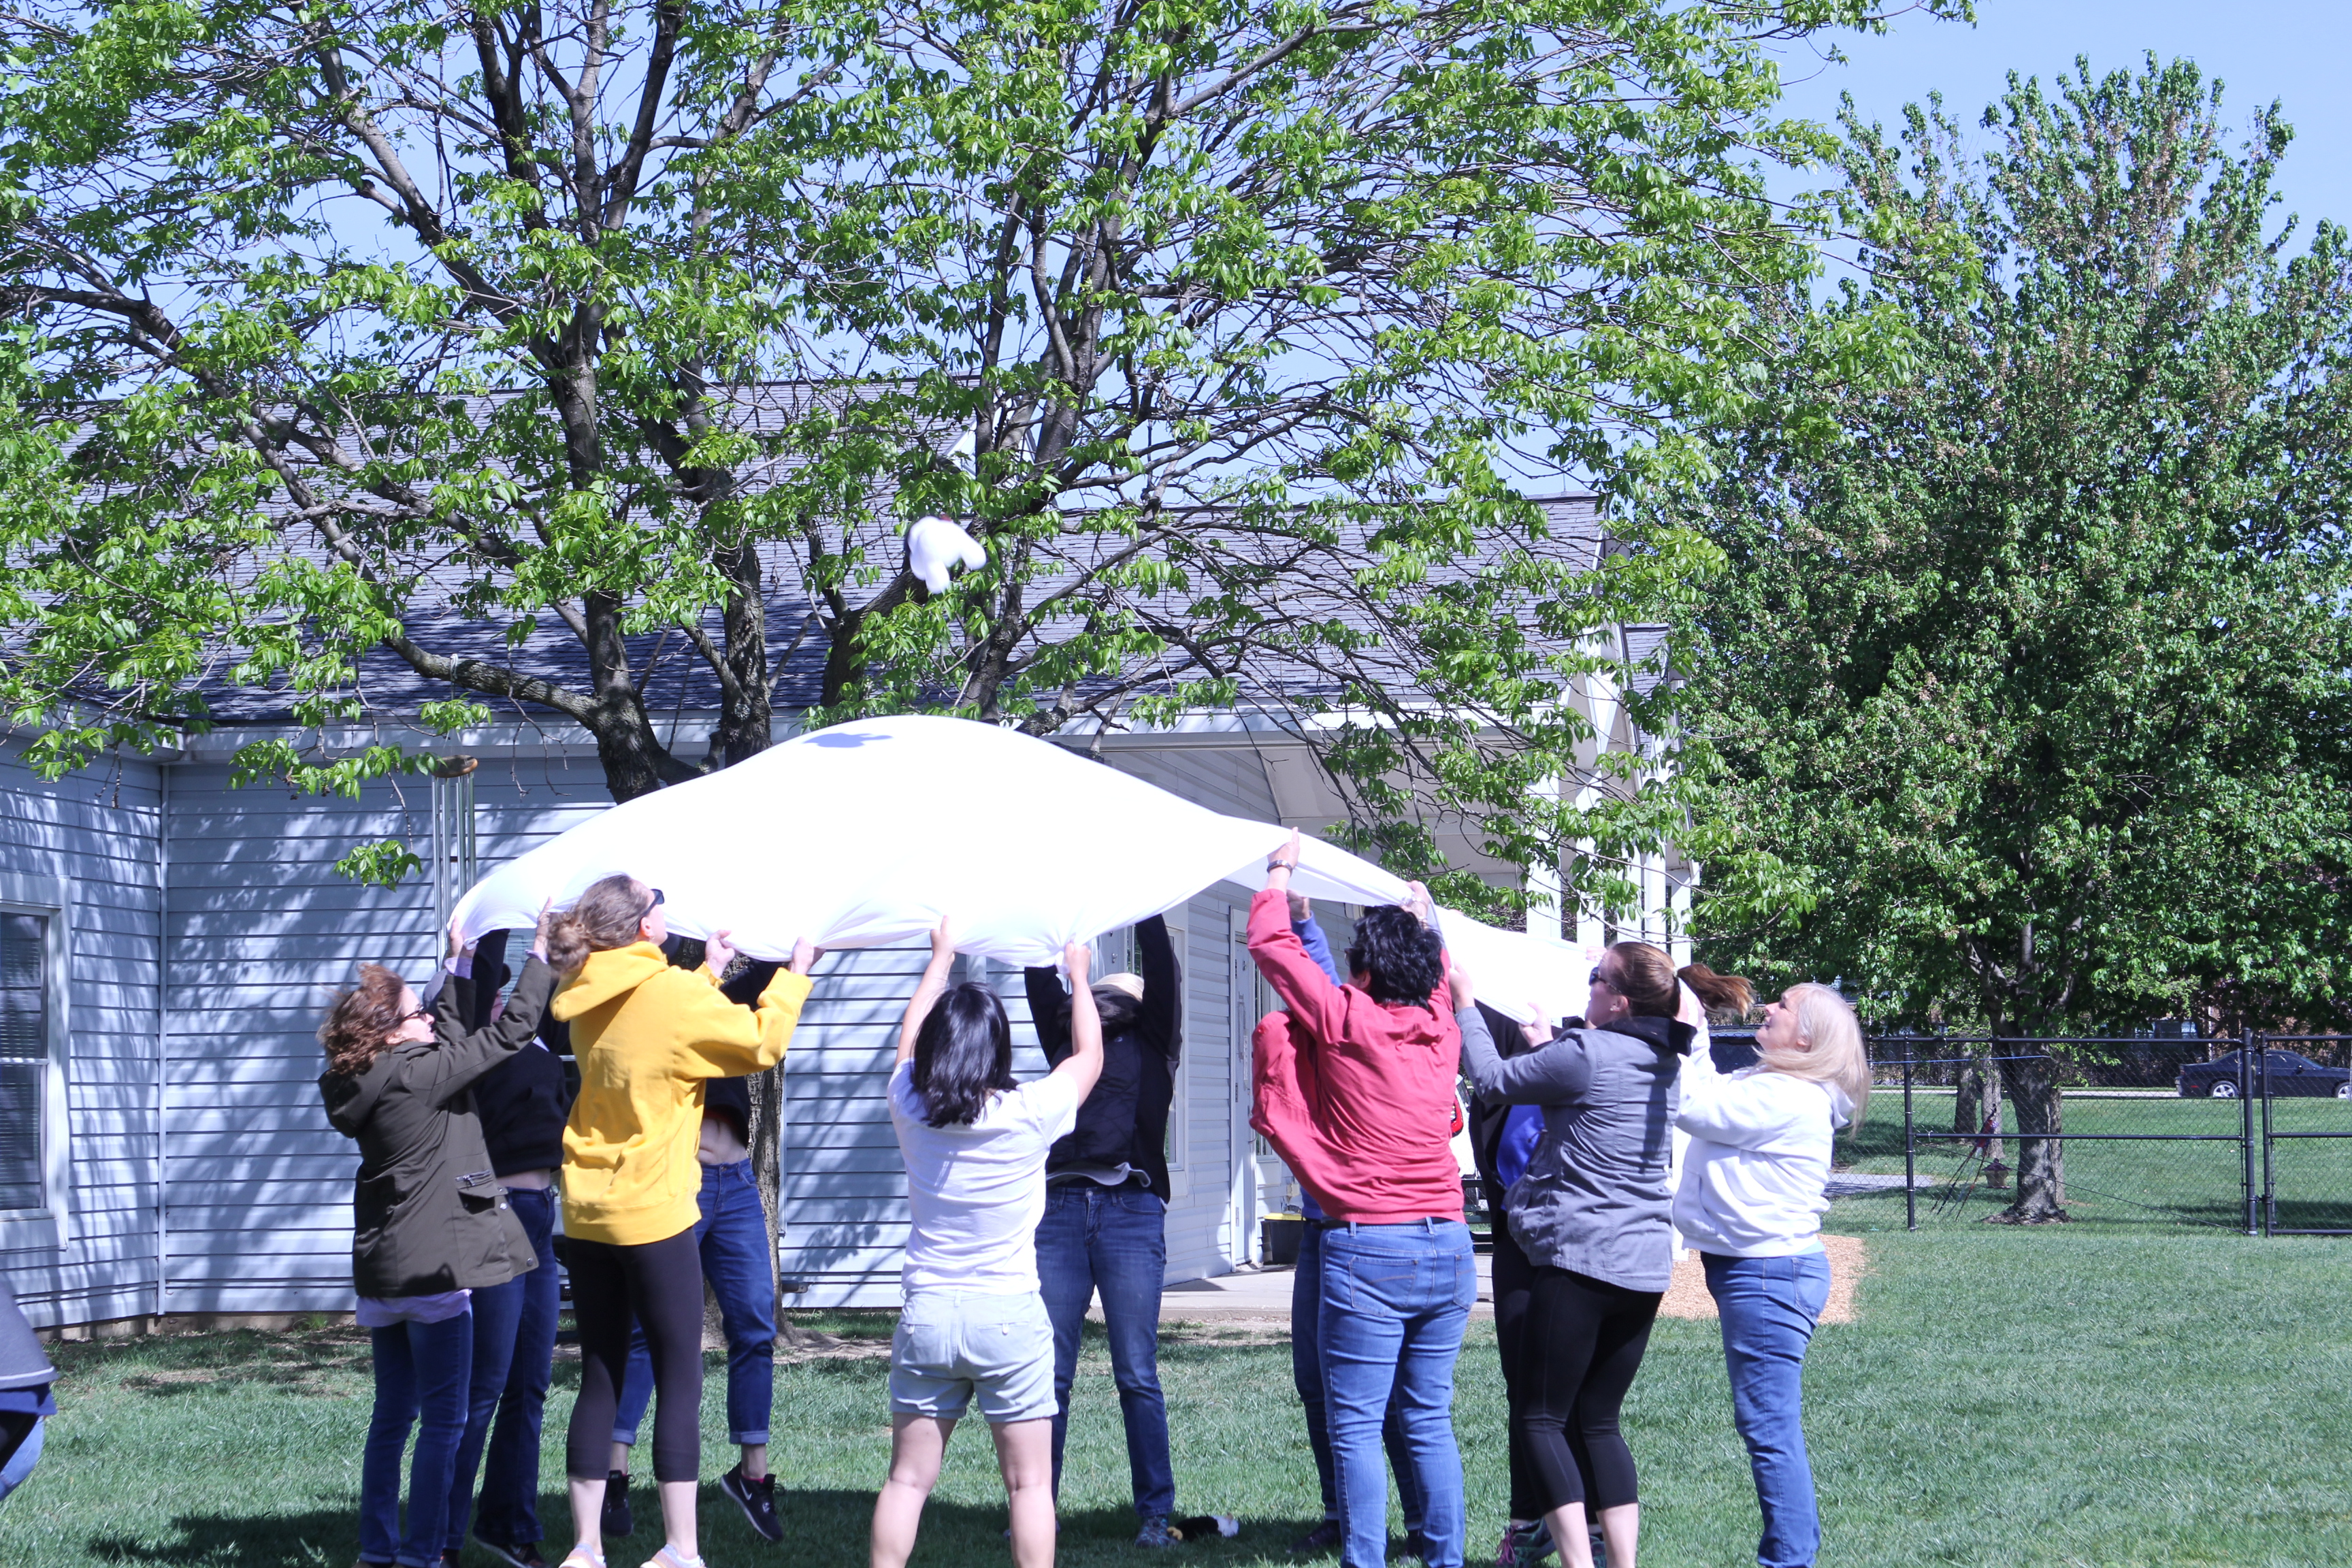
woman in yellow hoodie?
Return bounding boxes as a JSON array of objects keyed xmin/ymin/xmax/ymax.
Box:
[{"xmin": 543, "ymin": 875, "xmax": 820, "ymax": 1568}]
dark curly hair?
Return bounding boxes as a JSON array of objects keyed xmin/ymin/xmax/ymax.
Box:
[
  {"xmin": 319, "ymin": 964, "xmax": 409, "ymax": 1078},
  {"xmin": 911, "ymin": 982, "xmax": 1018, "ymax": 1128},
  {"xmin": 1344, "ymin": 905, "xmax": 1446, "ymax": 1009}
]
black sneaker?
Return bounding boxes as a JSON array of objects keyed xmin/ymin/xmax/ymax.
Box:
[
  {"xmin": 1287, "ymin": 1520, "xmax": 1342, "ymax": 1554},
  {"xmin": 475, "ymin": 1540, "xmax": 553, "ymax": 1568},
  {"xmin": 720, "ymin": 1462, "xmax": 783, "ymax": 1544},
  {"xmin": 600, "ymin": 1472, "xmax": 634, "ymax": 1539}
]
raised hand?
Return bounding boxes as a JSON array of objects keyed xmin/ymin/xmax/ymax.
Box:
[
  {"xmin": 705, "ymin": 929, "xmax": 738, "ymax": 976},
  {"xmin": 1286, "ymin": 889, "xmax": 1311, "ymax": 923},
  {"xmin": 790, "ymin": 938, "xmax": 823, "ymax": 975},
  {"xmin": 1064, "ymin": 941, "xmax": 1092, "ymax": 985},
  {"xmin": 529, "ymin": 900, "xmax": 555, "ymax": 961},
  {"xmin": 1447, "ymin": 963, "xmax": 1475, "ymax": 1012}
]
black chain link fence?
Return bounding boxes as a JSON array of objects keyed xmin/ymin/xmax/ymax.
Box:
[{"xmin": 1832, "ymin": 1036, "xmax": 2352, "ymax": 1234}]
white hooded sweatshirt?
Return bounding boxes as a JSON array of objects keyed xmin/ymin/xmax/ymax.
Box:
[{"xmin": 1671, "ymin": 1037, "xmax": 1854, "ymax": 1258}]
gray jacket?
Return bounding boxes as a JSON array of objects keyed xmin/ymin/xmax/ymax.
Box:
[{"xmin": 1458, "ymin": 1005, "xmax": 1695, "ymax": 1292}]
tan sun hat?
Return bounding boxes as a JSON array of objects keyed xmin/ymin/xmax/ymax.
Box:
[{"xmin": 1096, "ymin": 972, "xmax": 1145, "ymax": 1002}]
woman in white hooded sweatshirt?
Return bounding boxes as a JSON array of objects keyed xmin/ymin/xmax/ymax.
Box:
[{"xmin": 1673, "ymin": 983, "xmax": 1868, "ymax": 1568}]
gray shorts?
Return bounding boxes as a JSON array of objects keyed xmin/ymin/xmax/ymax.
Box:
[{"xmin": 888, "ymin": 1288, "xmax": 1056, "ymax": 1424}]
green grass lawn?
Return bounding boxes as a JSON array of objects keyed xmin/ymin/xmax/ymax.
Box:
[{"xmin": 9, "ymin": 1206, "xmax": 2352, "ymax": 1567}]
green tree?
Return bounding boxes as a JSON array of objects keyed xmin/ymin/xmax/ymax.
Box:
[
  {"xmin": 0, "ymin": 0, "xmax": 1938, "ymax": 921},
  {"xmin": 1683, "ymin": 58, "xmax": 2352, "ymax": 1220}
]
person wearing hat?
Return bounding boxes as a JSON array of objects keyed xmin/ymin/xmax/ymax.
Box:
[
  {"xmin": 1024, "ymin": 912, "xmax": 1183, "ymax": 1548},
  {"xmin": 0, "ymin": 1276, "xmax": 55, "ymax": 1503}
]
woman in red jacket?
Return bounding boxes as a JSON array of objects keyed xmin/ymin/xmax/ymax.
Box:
[{"xmin": 1248, "ymin": 832, "xmax": 1473, "ymax": 1568}]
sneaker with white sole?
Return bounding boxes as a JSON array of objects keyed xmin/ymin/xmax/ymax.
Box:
[{"xmin": 719, "ymin": 1462, "xmax": 783, "ymax": 1543}]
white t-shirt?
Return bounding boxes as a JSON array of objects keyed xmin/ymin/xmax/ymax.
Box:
[{"xmin": 889, "ymin": 1060, "xmax": 1082, "ymax": 1295}]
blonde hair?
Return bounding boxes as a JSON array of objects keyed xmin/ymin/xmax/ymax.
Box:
[
  {"xmin": 545, "ymin": 874, "xmax": 652, "ymax": 975},
  {"xmin": 1759, "ymin": 983, "xmax": 1869, "ymax": 1124}
]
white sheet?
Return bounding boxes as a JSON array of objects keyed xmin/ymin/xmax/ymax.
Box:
[{"xmin": 449, "ymin": 714, "xmax": 1597, "ymax": 1020}]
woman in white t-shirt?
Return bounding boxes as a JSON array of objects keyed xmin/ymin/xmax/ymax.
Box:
[
  {"xmin": 872, "ymin": 920, "xmax": 1105, "ymax": 1568},
  {"xmin": 1673, "ymin": 982, "xmax": 1868, "ymax": 1568}
]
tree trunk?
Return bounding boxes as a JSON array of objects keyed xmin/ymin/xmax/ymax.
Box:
[
  {"xmin": 746, "ymin": 1060, "xmax": 789, "ymax": 1322},
  {"xmin": 1955, "ymin": 1048, "xmax": 2002, "ymax": 1136},
  {"xmin": 1993, "ymin": 1051, "xmax": 2066, "ymax": 1222}
]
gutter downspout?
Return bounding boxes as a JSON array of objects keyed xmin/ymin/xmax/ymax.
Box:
[{"xmin": 153, "ymin": 765, "xmax": 170, "ymax": 1322}]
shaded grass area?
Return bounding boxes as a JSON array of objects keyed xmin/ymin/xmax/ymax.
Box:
[
  {"xmin": 9, "ymin": 1220, "xmax": 2352, "ymax": 1565},
  {"xmin": 1839, "ymin": 1088, "xmax": 2352, "ymax": 1232}
]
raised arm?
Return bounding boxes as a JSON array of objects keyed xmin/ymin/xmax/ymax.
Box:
[
  {"xmin": 423, "ymin": 904, "xmax": 559, "ymax": 1105},
  {"xmin": 1452, "ymin": 964, "xmax": 1591, "ymax": 1106},
  {"xmin": 674, "ymin": 934, "xmax": 821, "ymax": 1079},
  {"xmin": 1289, "ymin": 892, "xmax": 1345, "ymax": 987},
  {"xmin": 1250, "ymin": 831, "xmax": 1351, "ymax": 1041},
  {"xmin": 1024, "ymin": 960, "xmax": 1073, "ymax": 1064},
  {"xmin": 900, "ymin": 919, "xmax": 957, "ymax": 1066},
  {"xmin": 1132, "ymin": 913, "xmax": 1181, "ymax": 1060},
  {"xmin": 1051, "ymin": 942, "xmax": 1106, "ymax": 1102}
]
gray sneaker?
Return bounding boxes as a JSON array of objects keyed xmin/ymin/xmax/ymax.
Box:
[{"xmin": 1137, "ymin": 1514, "xmax": 1177, "ymax": 1549}]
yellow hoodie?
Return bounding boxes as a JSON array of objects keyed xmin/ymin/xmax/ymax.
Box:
[{"xmin": 551, "ymin": 943, "xmax": 813, "ymax": 1246}]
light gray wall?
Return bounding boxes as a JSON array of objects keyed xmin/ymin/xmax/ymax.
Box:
[
  {"xmin": 161, "ymin": 760, "xmax": 607, "ymax": 1314},
  {"xmin": 0, "ymin": 748, "xmax": 165, "ymax": 1329}
]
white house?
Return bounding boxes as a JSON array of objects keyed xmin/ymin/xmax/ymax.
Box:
[{"xmin": 0, "ymin": 493, "xmax": 1693, "ymax": 1328}]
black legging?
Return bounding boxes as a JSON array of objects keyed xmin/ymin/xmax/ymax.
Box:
[
  {"xmin": 1516, "ymin": 1263, "xmax": 1663, "ymax": 1516},
  {"xmin": 1490, "ymin": 1225, "xmax": 1541, "ymax": 1521},
  {"xmin": 566, "ymin": 1228, "xmax": 704, "ymax": 1484}
]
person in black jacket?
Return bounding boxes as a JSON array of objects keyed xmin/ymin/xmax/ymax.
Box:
[
  {"xmin": 318, "ymin": 907, "xmax": 555, "ymax": 1568},
  {"xmin": 1469, "ymin": 1000, "xmax": 1582, "ymax": 1568},
  {"xmin": 1025, "ymin": 913, "xmax": 1182, "ymax": 1547},
  {"xmin": 444, "ymin": 929, "xmax": 573, "ymax": 1568}
]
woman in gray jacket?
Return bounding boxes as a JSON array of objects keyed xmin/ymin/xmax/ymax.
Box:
[
  {"xmin": 319, "ymin": 909, "xmax": 555, "ymax": 1568},
  {"xmin": 1454, "ymin": 941, "xmax": 1696, "ymax": 1568}
]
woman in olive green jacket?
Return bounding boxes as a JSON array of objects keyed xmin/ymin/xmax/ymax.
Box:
[{"xmin": 319, "ymin": 907, "xmax": 553, "ymax": 1568}]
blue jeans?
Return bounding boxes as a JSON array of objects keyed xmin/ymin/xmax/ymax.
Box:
[
  {"xmin": 615, "ymin": 1160, "xmax": 775, "ymax": 1448},
  {"xmin": 1034, "ymin": 1183, "xmax": 1175, "ymax": 1519},
  {"xmin": 1319, "ymin": 1221, "xmax": 1474, "ymax": 1568},
  {"xmin": 1703, "ymin": 1250, "xmax": 1833, "ymax": 1568},
  {"xmin": 1293, "ymin": 1222, "xmax": 1424, "ymax": 1531},
  {"xmin": 361, "ymin": 1311, "xmax": 474, "ymax": 1568},
  {"xmin": 446, "ymin": 1186, "xmax": 561, "ymax": 1550},
  {"xmin": 0, "ymin": 1416, "xmax": 42, "ymax": 1500}
]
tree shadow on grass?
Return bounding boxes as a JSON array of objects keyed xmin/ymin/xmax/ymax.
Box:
[{"xmin": 86, "ymin": 1507, "xmax": 357, "ymax": 1568}]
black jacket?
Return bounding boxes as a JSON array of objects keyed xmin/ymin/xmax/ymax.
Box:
[
  {"xmin": 319, "ymin": 958, "xmax": 557, "ymax": 1297},
  {"xmin": 1025, "ymin": 915, "xmax": 1180, "ymax": 1196},
  {"xmin": 464, "ymin": 934, "xmax": 572, "ymax": 1177},
  {"xmin": 1466, "ymin": 1003, "xmax": 1564, "ymax": 1215}
]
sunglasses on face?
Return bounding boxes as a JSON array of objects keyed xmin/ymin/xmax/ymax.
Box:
[
  {"xmin": 399, "ymin": 1007, "xmax": 432, "ymax": 1024},
  {"xmin": 1588, "ymin": 968, "xmax": 1614, "ymax": 991},
  {"xmin": 641, "ymin": 887, "xmax": 666, "ymax": 921}
]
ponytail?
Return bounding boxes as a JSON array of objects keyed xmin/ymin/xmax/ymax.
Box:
[
  {"xmin": 1679, "ymin": 962, "xmax": 1754, "ymax": 1017},
  {"xmin": 546, "ymin": 873, "xmax": 651, "ymax": 975}
]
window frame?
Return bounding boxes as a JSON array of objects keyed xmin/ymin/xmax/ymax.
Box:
[{"xmin": 0, "ymin": 872, "xmax": 72, "ymax": 1248}]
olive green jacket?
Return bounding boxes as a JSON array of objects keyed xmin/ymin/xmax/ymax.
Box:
[{"xmin": 318, "ymin": 957, "xmax": 557, "ymax": 1298}]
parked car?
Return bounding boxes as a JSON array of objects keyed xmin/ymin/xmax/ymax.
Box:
[{"xmin": 2176, "ymin": 1050, "xmax": 2352, "ymax": 1099}]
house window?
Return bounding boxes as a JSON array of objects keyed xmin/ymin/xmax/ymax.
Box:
[
  {"xmin": 0, "ymin": 914, "xmax": 46, "ymax": 1210},
  {"xmin": 0, "ymin": 875, "xmax": 69, "ymax": 1230}
]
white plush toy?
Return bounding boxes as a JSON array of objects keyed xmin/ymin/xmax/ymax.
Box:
[{"xmin": 906, "ymin": 514, "xmax": 987, "ymax": 593}]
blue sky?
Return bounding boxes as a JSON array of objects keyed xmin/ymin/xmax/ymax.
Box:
[{"xmin": 1769, "ymin": 1, "xmax": 2352, "ymax": 242}]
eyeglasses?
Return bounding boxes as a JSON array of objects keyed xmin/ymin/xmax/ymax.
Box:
[
  {"xmin": 399, "ymin": 1007, "xmax": 432, "ymax": 1024},
  {"xmin": 641, "ymin": 887, "xmax": 666, "ymax": 921},
  {"xmin": 1588, "ymin": 967, "xmax": 1614, "ymax": 990}
]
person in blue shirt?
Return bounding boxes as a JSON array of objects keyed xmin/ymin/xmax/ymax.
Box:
[
  {"xmin": 0, "ymin": 1277, "xmax": 55, "ymax": 1501},
  {"xmin": 1284, "ymin": 894, "xmax": 1428, "ymax": 1558}
]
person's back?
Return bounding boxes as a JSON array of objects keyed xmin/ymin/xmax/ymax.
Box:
[
  {"xmin": 872, "ymin": 921, "xmax": 1106, "ymax": 1568},
  {"xmin": 891, "ymin": 1060, "xmax": 1079, "ymax": 1293},
  {"xmin": 1505, "ymin": 1015, "xmax": 1688, "ymax": 1292}
]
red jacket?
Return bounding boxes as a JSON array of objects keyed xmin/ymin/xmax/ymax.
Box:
[{"xmin": 1245, "ymin": 888, "xmax": 1465, "ymax": 1225}]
